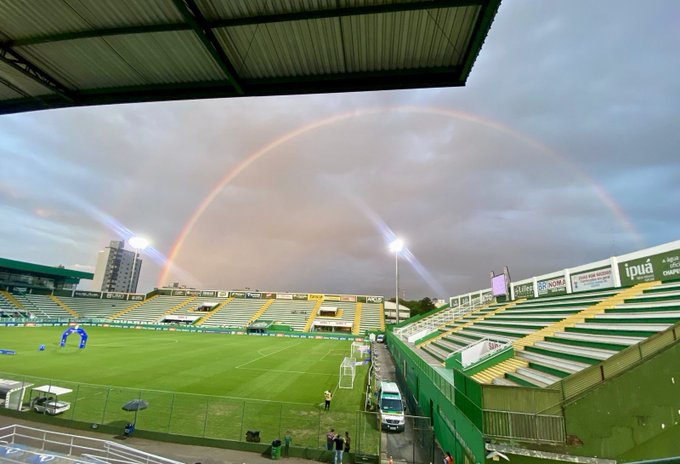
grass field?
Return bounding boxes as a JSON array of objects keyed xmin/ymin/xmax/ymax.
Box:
[{"xmin": 0, "ymin": 326, "xmax": 377, "ymax": 451}]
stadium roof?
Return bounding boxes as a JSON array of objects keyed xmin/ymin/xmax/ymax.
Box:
[
  {"xmin": 0, "ymin": 257, "xmax": 94, "ymax": 280},
  {"xmin": 0, "ymin": 0, "xmax": 501, "ymax": 115}
]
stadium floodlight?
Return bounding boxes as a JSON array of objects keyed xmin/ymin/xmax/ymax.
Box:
[
  {"xmin": 128, "ymin": 236, "xmax": 149, "ymax": 294},
  {"xmin": 389, "ymin": 238, "xmax": 404, "ymax": 324},
  {"xmin": 339, "ymin": 357, "xmax": 356, "ymax": 389}
]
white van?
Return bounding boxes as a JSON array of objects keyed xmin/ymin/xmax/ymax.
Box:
[{"xmin": 377, "ymin": 381, "xmax": 405, "ymax": 432}]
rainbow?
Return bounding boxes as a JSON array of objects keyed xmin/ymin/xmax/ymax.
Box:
[{"xmin": 157, "ymin": 106, "xmax": 642, "ymax": 287}]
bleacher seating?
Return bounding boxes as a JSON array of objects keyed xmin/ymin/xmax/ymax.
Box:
[
  {"xmin": 0, "ymin": 291, "xmax": 28, "ymax": 317},
  {"xmin": 199, "ymin": 298, "xmax": 267, "ymax": 328},
  {"xmin": 170, "ymin": 296, "xmax": 230, "ymax": 321},
  {"xmin": 13, "ymin": 293, "xmax": 72, "ymax": 319},
  {"xmin": 56, "ymin": 296, "xmax": 133, "ymax": 320},
  {"xmin": 259, "ymin": 299, "xmax": 317, "ymax": 331},
  {"xmin": 411, "ymin": 280, "xmax": 680, "ymax": 388},
  {"xmin": 359, "ymin": 302, "xmax": 383, "ymax": 333},
  {"xmin": 114, "ymin": 295, "xmax": 194, "ymax": 323}
]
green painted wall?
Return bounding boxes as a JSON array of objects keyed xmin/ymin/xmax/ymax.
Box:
[
  {"xmin": 388, "ymin": 333, "xmax": 486, "ymax": 463},
  {"xmin": 564, "ymin": 341, "xmax": 680, "ymax": 459}
]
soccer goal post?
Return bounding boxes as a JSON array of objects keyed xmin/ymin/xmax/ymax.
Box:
[
  {"xmin": 351, "ymin": 341, "xmax": 370, "ymax": 359},
  {"xmin": 339, "ymin": 357, "xmax": 356, "ymax": 389}
]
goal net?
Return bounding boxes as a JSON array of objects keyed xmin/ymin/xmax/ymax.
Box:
[
  {"xmin": 338, "ymin": 357, "xmax": 356, "ymax": 389},
  {"xmin": 351, "ymin": 341, "xmax": 370, "ymax": 360}
]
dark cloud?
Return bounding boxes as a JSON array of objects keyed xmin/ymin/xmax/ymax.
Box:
[{"xmin": 1, "ymin": 1, "xmax": 678, "ymax": 299}]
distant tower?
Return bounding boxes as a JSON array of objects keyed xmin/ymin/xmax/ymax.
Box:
[{"xmin": 92, "ymin": 240, "xmax": 142, "ymax": 293}]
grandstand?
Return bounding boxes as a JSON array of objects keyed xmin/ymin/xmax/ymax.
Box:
[{"xmin": 390, "ymin": 239, "xmax": 680, "ymax": 462}]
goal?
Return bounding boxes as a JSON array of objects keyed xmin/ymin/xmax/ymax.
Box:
[
  {"xmin": 338, "ymin": 357, "xmax": 356, "ymax": 389},
  {"xmin": 351, "ymin": 341, "xmax": 370, "ymax": 360}
]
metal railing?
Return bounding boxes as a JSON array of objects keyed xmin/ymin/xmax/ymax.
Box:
[
  {"xmin": 482, "ymin": 409, "xmax": 565, "ymax": 444},
  {"xmin": 0, "ymin": 424, "xmax": 184, "ymax": 464}
]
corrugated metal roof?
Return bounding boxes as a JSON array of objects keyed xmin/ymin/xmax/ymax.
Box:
[{"xmin": 0, "ymin": 0, "xmax": 501, "ymax": 114}]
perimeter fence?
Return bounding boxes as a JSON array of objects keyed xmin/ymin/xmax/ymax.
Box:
[{"xmin": 0, "ymin": 371, "xmax": 381, "ymax": 457}]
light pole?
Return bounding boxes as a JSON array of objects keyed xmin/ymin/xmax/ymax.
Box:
[
  {"xmin": 389, "ymin": 238, "xmax": 404, "ymax": 324},
  {"xmin": 127, "ymin": 236, "xmax": 149, "ymax": 294}
]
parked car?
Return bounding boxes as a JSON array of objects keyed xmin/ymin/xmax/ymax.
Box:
[
  {"xmin": 376, "ymin": 334, "xmax": 385, "ymax": 343},
  {"xmin": 32, "ymin": 396, "xmax": 71, "ymax": 415}
]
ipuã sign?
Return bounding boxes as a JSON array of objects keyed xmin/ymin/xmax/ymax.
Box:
[{"xmin": 619, "ymin": 249, "xmax": 680, "ymax": 286}]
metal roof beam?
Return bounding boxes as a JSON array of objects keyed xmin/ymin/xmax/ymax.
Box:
[
  {"xmin": 171, "ymin": 0, "xmax": 243, "ymax": 95},
  {"xmin": 210, "ymin": 0, "xmax": 485, "ymax": 28},
  {"xmin": 0, "ymin": 45, "xmax": 73, "ymax": 102},
  {"xmin": 7, "ymin": 23, "xmax": 190, "ymax": 47},
  {"xmin": 6, "ymin": 0, "xmax": 484, "ymax": 47}
]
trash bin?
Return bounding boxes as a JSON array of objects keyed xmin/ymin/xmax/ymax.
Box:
[{"xmin": 271, "ymin": 439, "xmax": 282, "ymax": 460}]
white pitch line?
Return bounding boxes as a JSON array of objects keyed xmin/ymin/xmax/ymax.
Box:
[
  {"xmin": 235, "ymin": 341, "xmax": 303, "ymax": 369},
  {"xmin": 236, "ymin": 367, "xmax": 333, "ymax": 376}
]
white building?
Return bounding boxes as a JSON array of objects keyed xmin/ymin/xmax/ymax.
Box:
[
  {"xmin": 91, "ymin": 240, "xmax": 142, "ymax": 293},
  {"xmin": 383, "ymin": 301, "xmax": 410, "ymax": 324}
]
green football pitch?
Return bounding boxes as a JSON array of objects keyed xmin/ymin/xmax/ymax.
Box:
[{"xmin": 0, "ymin": 326, "xmax": 377, "ymax": 450}]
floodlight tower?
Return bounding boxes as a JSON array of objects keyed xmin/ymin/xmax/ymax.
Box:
[
  {"xmin": 127, "ymin": 236, "xmax": 149, "ymax": 293},
  {"xmin": 389, "ymin": 238, "xmax": 404, "ymax": 324}
]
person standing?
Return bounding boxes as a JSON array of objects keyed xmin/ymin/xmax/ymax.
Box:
[
  {"xmin": 333, "ymin": 433, "xmax": 345, "ymax": 464},
  {"xmin": 343, "ymin": 431, "xmax": 351, "ymax": 453},
  {"xmin": 284, "ymin": 431, "xmax": 292, "ymax": 458},
  {"xmin": 326, "ymin": 428, "xmax": 335, "ymax": 451},
  {"xmin": 324, "ymin": 390, "xmax": 333, "ymax": 410}
]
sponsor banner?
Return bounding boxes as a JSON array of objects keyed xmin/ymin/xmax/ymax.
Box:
[
  {"xmin": 481, "ymin": 291, "xmax": 492, "ymax": 301},
  {"xmin": 277, "ymin": 293, "xmax": 294, "ymax": 300},
  {"xmin": 74, "ymin": 290, "xmax": 101, "ymax": 299},
  {"xmin": 263, "ymin": 292, "xmax": 276, "ymax": 299},
  {"xmin": 156, "ymin": 289, "xmax": 173, "ymax": 295},
  {"xmin": 217, "ymin": 291, "xmax": 229, "ymax": 298},
  {"xmin": 512, "ymin": 282, "xmax": 534, "ymax": 299},
  {"xmin": 292, "ymin": 293, "xmax": 308, "ymax": 300},
  {"xmin": 186, "ymin": 290, "xmax": 201, "ymax": 297},
  {"xmin": 31, "ymin": 288, "xmax": 52, "ymax": 295},
  {"xmin": 230, "ymin": 291, "xmax": 246, "ymax": 298},
  {"xmin": 308, "ymin": 294, "xmax": 324, "ymax": 301},
  {"xmin": 619, "ymin": 249, "xmax": 680, "ymax": 285},
  {"xmin": 103, "ymin": 292, "xmax": 127, "ymax": 300},
  {"xmin": 53, "ymin": 290, "xmax": 74, "ymax": 297},
  {"xmin": 365, "ymin": 296, "xmax": 384, "ymax": 304},
  {"xmin": 537, "ymin": 276, "xmax": 567, "ymax": 296},
  {"xmin": 571, "ymin": 267, "xmax": 614, "ymax": 293},
  {"xmin": 163, "ymin": 315, "xmax": 200, "ymax": 322},
  {"xmin": 127, "ymin": 294, "xmax": 144, "ymax": 301},
  {"xmin": 450, "ymin": 297, "xmax": 460, "ymax": 307},
  {"xmin": 313, "ymin": 319, "xmax": 354, "ymax": 328},
  {"xmin": 246, "ymin": 292, "xmax": 262, "ymax": 299},
  {"xmin": 460, "ymin": 296, "xmax": 470, "ymax": 305},
  {"xmin": 341, "ymin": 296, "xmax": 356, "ymax": 302},
  {"xmin": 200, "ymin": 291, "xmax": 216, "ymax": 298},
  {"xmin": 171, "ymin": 290, "xmax": 186, "ymax": 296},
  {"xmin": 324, "ymin": 295, "xmax": 341, "ymax": 301}
]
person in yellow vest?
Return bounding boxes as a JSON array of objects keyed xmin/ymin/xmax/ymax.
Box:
[{"xmin": 324, "ymin": 390, "xmax": 333, "ymax": 410}]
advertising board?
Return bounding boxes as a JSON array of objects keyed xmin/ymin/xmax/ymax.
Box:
[{"xmin": 571, "ymin": 267, "xmax": 613, "ymax": 292}]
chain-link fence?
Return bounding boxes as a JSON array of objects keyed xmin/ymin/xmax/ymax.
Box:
[{"xmin": 1, "ymin": 371, "xmax": 381, "ymax": 456}]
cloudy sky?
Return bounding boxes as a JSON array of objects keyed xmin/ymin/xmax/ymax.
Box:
[{"xmin": 1, "ymin": 1, "xmax": 678, "ymax": 299}]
